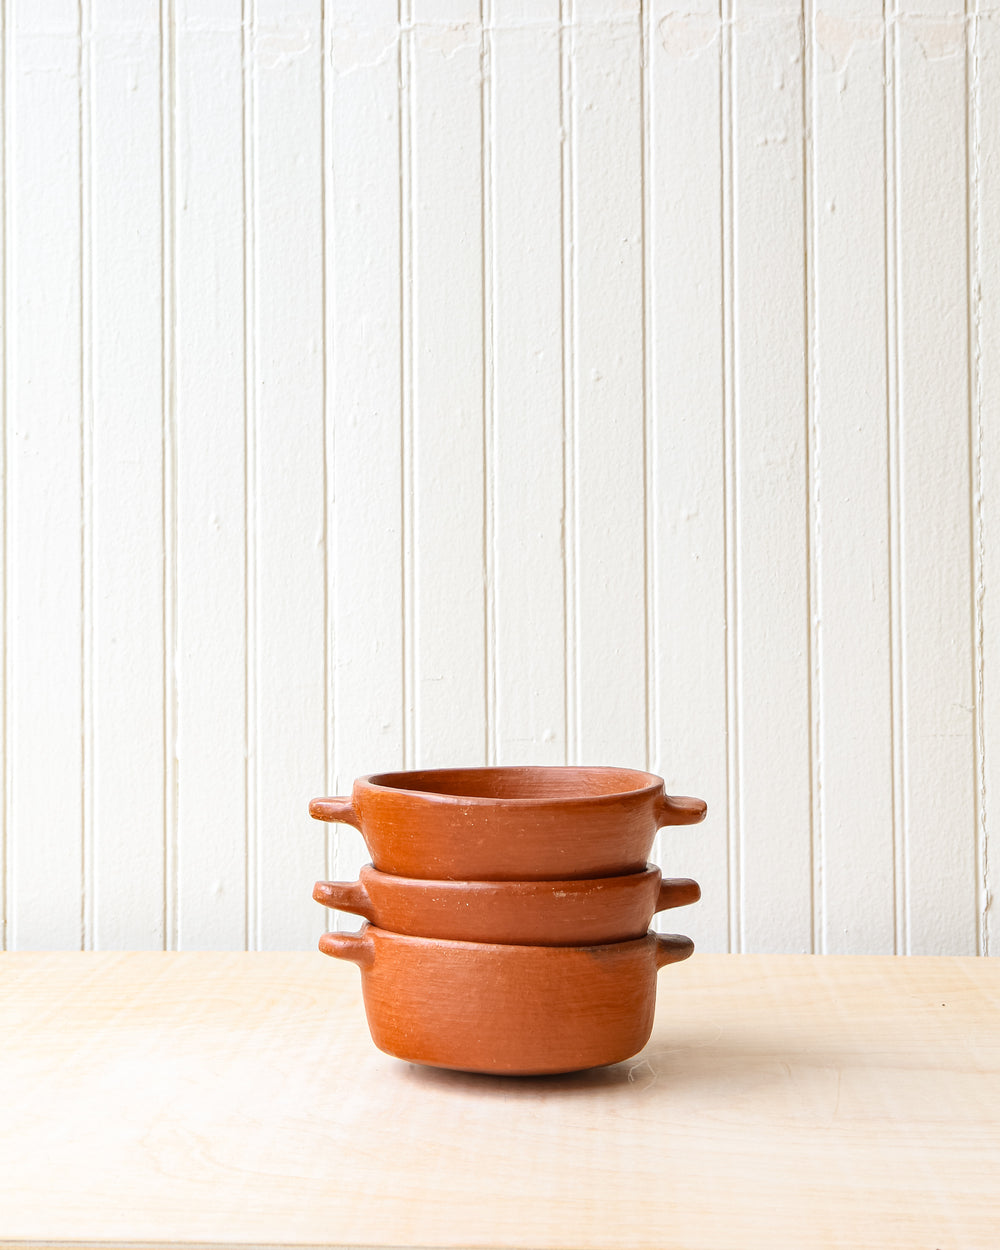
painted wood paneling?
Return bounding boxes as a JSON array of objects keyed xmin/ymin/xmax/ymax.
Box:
[
  {"xmin": 570, "ymin": 0, "xmax": 647, "ymax": 766},
  {"xmin": 894, "ymin": 0, "xmax": 976, "ymax": 955},
  {"xmin": 325, "ymin": 0, "xmax": 405, "ymax": 893},
  {"xmin": 1, "ymin": 1, "xmax": 997, "ymax": 956},
  {"xmin": 490, "ymin": 0, "xmax": 566, "ymax": 766},
  {"xmin": 811, "ymin": 0, "xmax": 894, "ymax": 953},
  {"xmin": 731, "ymin": 0, "xmax": 813, "ymax": 953},
  {"xmin": 409, "ymin": 0, "xmax": 487, "ymax": 768},
  {"xmin": 173, "ymin": 0, "xmax": 248, "ymax": 949},
  {"xmin": 646, "ymin": 0, "xmax": 729, "ymax": 953},
  {"xmin": 7, "ymin": 0, "xmax": 85, "ymax": 950},
  {"xmin": 89, "ymin": 0, "xmax": 166, "ymax": 949},
  {"xmin": 249, "ymin": 0, "xmax": 326, "ymax": 950},
  {"xmin": 407, "ymin": 0, "xmax": 490, "ymax": 765}
]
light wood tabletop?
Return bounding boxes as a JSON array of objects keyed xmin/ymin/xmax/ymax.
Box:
[{"xmin": 1, "ymin": 950, "xmax": 998, "ymax": 1249}]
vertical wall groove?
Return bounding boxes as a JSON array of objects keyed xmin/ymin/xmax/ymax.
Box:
[
  {"xmin": 802, "ymin": 0, "xmax": 821, "ymax": 954},
  {"xmin": 640, "ymin": 0, "xmax": 654, "ymax": 778},
  {"xmin": 0, "ymin": 0, "xmax": 7, "ymax": 951},
  {"xmin": 79, "ymin": 0, "xmax": 93, "ymax": 952},
  {"xmin": 399, "ymin": 0, "xmax": 414, "ymax": 771},
  {"xmin": 885, "ymin": 0, "xmax": 906, "ymax": 955},
  {"xmin": 481, "ymin": 0, "xmax": 496, "ymax": 768},
  {"xmin": 967, "ymin": 0, "xmax": 987, "ymax": 956},
  {"xmin": 720, "ymin": 0, "xmax": 739, "ymax": 953},
  {"xmin": 321, "ymin": 0, "xmax": 333, "ymax": 883},
  {"xmin": 242, "ymin": 0, "xmax": 257, "ymax": 951},
  {"xmin": 559, "ymin": 0, "xmax": 576, "ymax": 767},
  {"xmin": 161, "ymin": 0, "xmax": 177, "ymax": 952}
]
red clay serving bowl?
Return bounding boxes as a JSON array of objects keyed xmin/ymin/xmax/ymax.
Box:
[
  {"xmin": 313, "ymin": 864, "xmax": 700, "ymax": 946},
  {"xmin": 309, "ymin": 766, "xmax": 706, "ymax": 880},
  {"xmin": 320, "ymin": 923, "xmax": 694, "ymax": 1075}
]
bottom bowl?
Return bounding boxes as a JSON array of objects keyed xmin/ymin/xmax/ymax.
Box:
[{"xmin": 319, "ymin": 924, "xmax": 693, "ymax": 1075}]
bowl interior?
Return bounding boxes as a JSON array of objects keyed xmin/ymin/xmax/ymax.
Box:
[{"xmin": 366, "ymin": 766, "xmax": 658, "ymax": 801}]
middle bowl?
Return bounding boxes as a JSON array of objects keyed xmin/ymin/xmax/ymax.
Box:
[{"xmin": 313, "ymin": 864, "xmax": 701, "ymax": 946}]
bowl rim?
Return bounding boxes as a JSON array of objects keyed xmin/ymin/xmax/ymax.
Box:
[
  {"xmin": 358, "ymin": 919, "xmax": 662, "ymax": 956},
  {"xmin": 355, "ymin": 861, "xmax": 661, "ymax": 890},
  {"xmin": 358, "ymin": 764, "xmax": 664, "ymax": 806}
]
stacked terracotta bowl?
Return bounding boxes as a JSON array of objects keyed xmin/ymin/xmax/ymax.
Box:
[{"xmin": 310, "ymin": 766, "xmax": 705, "ymax": 1076}]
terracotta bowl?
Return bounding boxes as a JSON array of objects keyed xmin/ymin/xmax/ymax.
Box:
[
  {"xmin": 313, "ymin": 864, "xmax": 700, "ymax": 946},
  {"xmin": 319, "ymin": 923, "xmax": 694, "ymax": 1075},
  {"xmin": 309, "ymin": 766, "xmax": 706, "ymax": 880}
]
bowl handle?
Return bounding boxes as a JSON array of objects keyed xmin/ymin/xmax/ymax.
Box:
[
  {"xmin": 653, "ymin": 933, "xmax": 695, "ymax": 969},
  {"xmin": 654, "ymin": 877, "xmax": 701, "ymax": 913},
  {"xmin": 309, "ymin": 796, "xmax": 361, "ymax": 829},
  {"xmin": 655, "ymin": 794, "xmax": 707, "ymax": 827},
  {"xmin": 313, "ymin": 879, "xmax": 373, "ymax": 920},
  {"xmin": 319, "ymin": 929, "xmax": 375, "ymax": 967}
]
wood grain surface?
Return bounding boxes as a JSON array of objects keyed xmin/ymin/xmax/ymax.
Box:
[{"xmin": 1, "ymin": 951, "xmax": 998, "ymax": 1249}]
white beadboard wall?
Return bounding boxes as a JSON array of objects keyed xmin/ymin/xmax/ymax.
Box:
[{"xmin": 1, "ymin": 0, "xmax": 997, "ymax": 955}]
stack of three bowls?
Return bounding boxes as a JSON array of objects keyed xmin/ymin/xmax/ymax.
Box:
[{"xmin": 310, "ymin": 766, "xmax": 706, "ymax": 1075}]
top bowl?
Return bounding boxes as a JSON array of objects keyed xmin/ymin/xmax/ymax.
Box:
[{"xmin": 309, "ymin": 765, "xmax": 706, "ymax": 880}]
